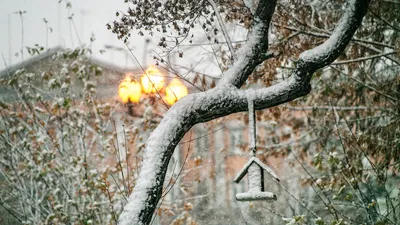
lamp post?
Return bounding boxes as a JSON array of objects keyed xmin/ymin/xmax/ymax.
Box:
[{"xmin": 143, "ymin": 38, "xmax": 151, "ymax": 67}]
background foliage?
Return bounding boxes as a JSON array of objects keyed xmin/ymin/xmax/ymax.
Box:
[{"xmin": 0, "ymin": 0, "xmax": 399, "ymax": 224}]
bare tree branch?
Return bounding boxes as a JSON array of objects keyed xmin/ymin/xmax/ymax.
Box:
[
  {"xmin": 297, "ymin": 0, "xmax": 370, "ymax": 70},
  {"xmin": 276, "ymin": 24, "xmax": 395, "ymax": 49},
  {"xmin": 118, "ymin": 0, "xmax": 371, "ymax": 224},
  {"xmin": 356, "ymin": 42, "xmax": 400, "ymax": 66},
  {"xmin": 331, "ymin": 50, "xmax": 399, "ymax": 65}
]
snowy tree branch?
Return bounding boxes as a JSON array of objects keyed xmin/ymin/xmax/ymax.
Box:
[
  {"xmin": 118, "ymin": 0, "xmax": 370, "ymax": 224},
  {"xmin": 218, "ymin": 0, "xmax": 277, "ymax": 87},
  {"xmin": 297, "ymin": 0, "xmax": 370, "ymax": 70}
]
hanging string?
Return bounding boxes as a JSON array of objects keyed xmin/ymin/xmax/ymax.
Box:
[{"xmin": 247, "ymin": 97, "xmax": 256, "ymax": 157}]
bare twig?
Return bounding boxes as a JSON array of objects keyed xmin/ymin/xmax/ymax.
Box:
[
  {"xmin": 208, "ymin": 0, "xmax": 236, "ymax": 61},
  {"xmin": 331, "ymin": 51, "xmax": 399, "ymax": 65}
]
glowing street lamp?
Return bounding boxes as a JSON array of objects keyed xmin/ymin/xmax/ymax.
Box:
[
  {"xmin": 140, "ymin": 65, "xmax": 165, "ymax": 94},
  {"xmin": 127, "ymin": 81, "xmax": 142, "ymax": 103},
  {"xmin": 118, "ymin": 66, "xmax": 189, "ymax": 115},
  {"xmin": 118, "ymin": 76, "xmax": 142, "ymax": 104},
  {"xmin": 165, "ymin": 78, "xmax": 188, "ymax": 105},
  {"xmin": 118, "ymin": 76, "xmax": 142, "ymax": 115}
]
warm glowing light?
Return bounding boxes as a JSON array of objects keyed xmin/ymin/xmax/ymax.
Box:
[
  {"xmin": 127, "ymin": 82, "xmax": 142, "ymax": 103},
  {"xmin": 165, "ymin": 78, "xmax": 188, "ymax": 105},
  {"xmin": 118, "ymin": 76, "xmax": 142, "ymax": 103},
  {"xmin": 140, "ymin": 65, "xmax": 165, "ymax": 94},
  {"xmin": 118, "ymin": 68, "xmax": 189, "ymax": 107}
]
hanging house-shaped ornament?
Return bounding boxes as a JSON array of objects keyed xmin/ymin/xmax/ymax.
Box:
[
  {"xmin": 234, "ymin": 157, "xmax": 279, "ymax": 201},
  {"xmin": 234, "ymin": 98, "xmax": 280, "ymax": 201}
]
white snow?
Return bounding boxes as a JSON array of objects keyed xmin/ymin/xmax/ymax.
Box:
[
  {"xmin": 299, "ymin": 0, "xmax": 356, "ymax": 63},
  {"xmin": 218, "ymin": 22, "xmax": 265, "ymax": 86},
  {"xmin": 236, "ymin": 191, "xmax": 276, "ymax": 201},
  {"xmin": 247, "ymin": 97, "xmax": 256, "ymax": 151},
  {"xmin": 118, "ymin": 96, "xmax": 197, "ymax": 225},
  {"xmin": 120, "ymin": 65, "xmax": 293, "ymax": 223},
  {"xmin": 243, "ymin": 0, "xmax": 255, "ymax": 14},
  {"xmin": 248, "ymin": 162, "xmax": 262, "ymax": 192}
]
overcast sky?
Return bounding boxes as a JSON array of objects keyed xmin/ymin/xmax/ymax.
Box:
[
  {"xmin": 1, "ymin": 0, "xmax": 244, "ymax": 78},
  {"xmin": 0, "ymin": 0, "xmax": 158, "ymax": 71}
]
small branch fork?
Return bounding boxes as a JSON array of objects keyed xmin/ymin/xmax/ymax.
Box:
[{"xmin": 118, "ymin": 0, "xmax": 371, "ymax": 224}]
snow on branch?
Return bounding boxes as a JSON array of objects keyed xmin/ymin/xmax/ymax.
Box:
[
  {"xmin": 117, "ymin": 73, "xmax": 304, "ymax": 225},
  {"xmin": 218, "ymin": 0, "xmax": 277, "ymax": 87},
  {"xmin": 118, "ymin": 0, "xmax": 370, "ymax": 224},
  {"xmin": 298, "ymin": 0, "xmax": 371, "ymax": 71}
]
